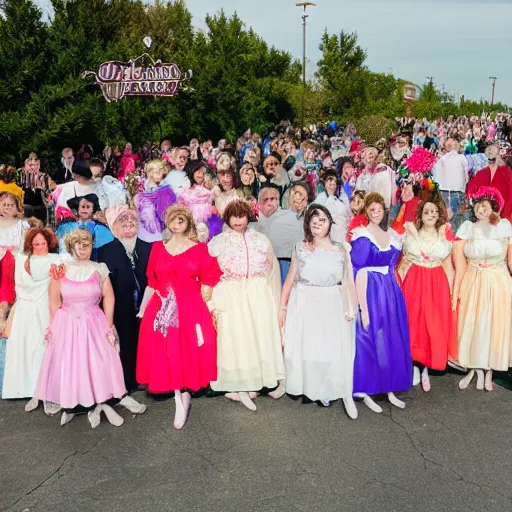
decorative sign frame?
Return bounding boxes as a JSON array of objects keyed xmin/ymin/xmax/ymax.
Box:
[{"xmin": 82, "ymin": 53, "xmax": 192, "ymax": 103}]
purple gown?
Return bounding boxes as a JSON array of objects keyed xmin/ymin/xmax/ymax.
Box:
[{"xmin": 350, "ymin": 228, "xmax": 412, "ymax": 395}]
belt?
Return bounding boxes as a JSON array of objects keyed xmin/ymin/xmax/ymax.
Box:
[
  {"xmin": 440, "ymin": 190, "xmax": 464, "ymax": 194},
  {"xmin": 278, "ymin": 257, "xmax": 291, "ymax": 262}
]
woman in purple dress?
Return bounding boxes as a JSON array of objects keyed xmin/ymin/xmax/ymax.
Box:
[{"xmin": 350, "ymin": 192, "xmax": 412, "ymax": 414}]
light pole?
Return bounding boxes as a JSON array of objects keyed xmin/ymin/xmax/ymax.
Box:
[
  {"xmin": 296, "ymin": 2, "xmax": 315, "ymax": 139},
  {"xmin": 489, "ymin": 76, "xmax": 497, "ymax": 106}
]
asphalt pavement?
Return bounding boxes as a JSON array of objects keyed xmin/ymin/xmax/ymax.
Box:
[{"xmin": 1, "ymin": 372, "xmax": 512, "ymax": 512}]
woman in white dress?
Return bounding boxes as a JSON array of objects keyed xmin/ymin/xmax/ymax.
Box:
[
  {"xmin": 208, "ymin": 200, "xmax": 285, "ymax": 411},
  {"xmin": 453, "ymin": 186, "xmax": 512, "ymax": 391},
  {"xmin": 2, "ymin": 228, "xmax": 60, "ymax": 411},
  {"xmin": 280, "ymin": 204, "xmax": 358, "ymax": 418}
]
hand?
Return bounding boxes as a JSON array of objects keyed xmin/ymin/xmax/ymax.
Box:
[
  {"xmin": 451, "ymin": 297, "xmax": 458, "ymax": 312},
  {"xmin": 24, "ymin": 257, "xmax": 31, "ymax": 276},
  {"xmin": 361, "ymin": 310, "xmax": 370, "ymax": 330},
  {"xmin": 345, "ymin": 311, "xmax": 355, "ymax": 322},
  {"xmin": 43, "ymin": 327, "xmax": 51, "ymax": 346}
]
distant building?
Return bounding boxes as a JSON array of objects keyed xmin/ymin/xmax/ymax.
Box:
[{"xmin": 403, "ymin": 82, "xmax": 420, "ymax": 102}]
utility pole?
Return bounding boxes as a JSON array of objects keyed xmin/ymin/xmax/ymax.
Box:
[
  {"xmin": 296, "ymin": 2, "xmax": 315, "ymax": 139},
  {"xmin": 426, "ymin": 76, "xmax": 434, "ymax": 84},
  {"xmin": 489, "ymin": 76, "xmax": 497, "ymax": 106}
]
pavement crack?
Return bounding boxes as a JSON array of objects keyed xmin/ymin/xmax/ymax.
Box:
[{"xmin": 388, "ymin": 406, "xmax": 512, "ymax": 502}]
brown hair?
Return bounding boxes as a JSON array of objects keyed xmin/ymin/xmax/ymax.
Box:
[
  {"xmin": 64, "ymin": 228, "xmax": 93, "ymax": 254},
  {"xmin": 364, "ymin": 192, "xmax": 386, "ymax": 216},
  {"xmin": 222, "ymin": 199, "xmax": 255, "ymax": 226},
  {"xmin": 303, "ymin": 204, "xmax": 334, "ymax": 243},
  {"xmin": 416, "ymin": 197, "xmax": 448, "ymax": 230},
  {"xmin": 472, "ymin": 198, "xmax": 501, "ymax": 226},
  {"xmin": 23, "ymin": 227, "xmax": 58, "ymax": 255},
  {"xmin": 164, "ymin": 204, "xmax": 196, "ymax": 236}
]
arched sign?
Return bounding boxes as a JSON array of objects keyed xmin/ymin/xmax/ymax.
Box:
[{"xmin": 82, "ymin": 53, "xmax": 192, "ymax": 103}]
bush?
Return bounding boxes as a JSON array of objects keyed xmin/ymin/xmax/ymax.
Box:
[{"xmin": 353, "ymin": 115, "xmax": 396, "ymax": 144}]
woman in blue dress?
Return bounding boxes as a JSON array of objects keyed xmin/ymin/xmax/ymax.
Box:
[{"xmin": 350, "ymin": 192, "xmax": 412, "ymax": 413}]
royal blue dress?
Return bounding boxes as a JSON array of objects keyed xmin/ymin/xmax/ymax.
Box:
[{"xmin": 350, "ymin": 227, "xmax": 412, "ymax": 395}]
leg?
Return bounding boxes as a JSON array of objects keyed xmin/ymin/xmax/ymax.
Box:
[
  {"xmin": 421, "ymin": 367, "xmax": 431, "ymax": 392},
  {"xmin": 476, "ymin": 369, "xmax": 484, "ymax": 390},
  {"xmin": 485, "ymin": 370, "xmax": 494, "ymax": 391},
  {"xmin": 458, "ymin": 369, "xmax": 475, "ymax": 390},
  {"xmin": 238, "ymin": 391, "xmax": 257, "ymax": 411},
  {"xmin": 388, "ymin": 392, "xmax": 406, "ymax": 409}
]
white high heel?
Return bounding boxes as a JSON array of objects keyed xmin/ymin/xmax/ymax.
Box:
[{"xmin": 238, "ymin": 392, "xmax": 257, "ymax": 411}]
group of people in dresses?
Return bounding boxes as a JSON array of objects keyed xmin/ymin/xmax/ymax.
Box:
[{"xmin": 1, "ymin": 118, "xmax": 512, "ymax": 431}]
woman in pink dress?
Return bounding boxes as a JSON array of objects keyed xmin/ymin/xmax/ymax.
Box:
[
  {"xmin": 137, "ymin": 205, "xmax": 222, "ymax": 429},
  {"xmin": 36, "ymin": 229, "xmax": 145, "ymax": 428}
]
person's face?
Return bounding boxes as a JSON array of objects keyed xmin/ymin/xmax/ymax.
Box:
[
  {"xmin": 118, "ymin": 213, "xmax": 137, "ymax": 239},
  {"xmin": 342, "ymin": 162, "xmax": 355, "ymax": 182},
  {"xmin": 78, "ymin": 199, "xmax": 95, "ymax": 221},
  {"xmin": 350, "ymin": 195, "xmax": 364, "ymax": 214},
  {"xmin": 259, "ymin": 190, "xmax": 279, "ymax": 217},
  {"xmin": 304, "ymin": 148, "xmax": 316, "ymax": 162},
  {"xmin": 27, "ymin": 158, "xmax": 40, "ymax": 173},
  {"xmin": 124, "ymin": 143, "xmax": 132, "ymax": 155},
  {"xmin": 176, "ymin": 150, "xmax": 189, "ymax": 168},
  {"xmin": 421, "ymin": 202, "xmax": 439, "ymax": 228},
  {"xmin": 263, "ymin": 157, "xmax": 280, "ymax": 177},
  {"xmin": 291, "ymin": 186, "xmax": 308, "ymax": 213},
  {"xmin": 73, "ymin": 241, "xmax": 92, "ymax": 260},
  {"xmin": 229, "ymin": 215, "xmax": 249, "ymax": 233},
  {"xmin": 219, "ymin": 171, "xmax": 233, "ymax": 190},
  {"xmin": 0, "ymin": 196, "xmax": 18, "ymax": 217},
  {"xmin": 161, "ymin": 141, "xmax": 171, "ymax": 152},
  {"xmin": 363, "ymin": 150, "xmax": 377, "ymax": 169},
  {"xmin": 90, "ymin": 165, "xmax": 103, "ymax": 179},
  {"xmin": 190, "ymin": 139, "xmax": 199, "ymax": 151},
  {"xmin": 218, "ymin": 139, "xmax": 226, "ymax": 150},
  {"xmin": 193, "ymin": 168, "xmax": 205, "ymax": 185},
  {"xmin": 325, "ymin": 177, "xmax": 337, "ymax": 196},
  {"xmin": 475, "ymin": 200, "xmax": 493, "ymax": 221},
  {"xmin": 168, "ymin": 214, "xmax": 189, "ymax": 235},
  {"xmin": 148, "ymin": 165, "xmax": 165, "ymax": 184},
  {"xmin": 401, "ymin": 184, "xmax": 414, "ymax": 202},
  {"xmin": 366, "ymin": 202, "xmax": 384, "ymax": 225},
  {"xmin": 240, "ymin": 169, "xmax": 255, "ymax": 186},
  {"xmin": 31, "ymin": 233, "xmax": 49, "ymax": 256},
  {"xmin": 309, "ymin": 211, "xmax": 330, "ymax": 239}
]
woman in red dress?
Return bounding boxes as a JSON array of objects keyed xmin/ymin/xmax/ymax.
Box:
[
  {"xmin": 136, "ymin": 205, "xmax": 222, "ymax": 429},
  {"xmin": 397, "ymin": 197, "xmax": 457, "ymax": 392},
  {"xmin": 467, "ymin": 145, "xmax": 512, "ymax": 221}
]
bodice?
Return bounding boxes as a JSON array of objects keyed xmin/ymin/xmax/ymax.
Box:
[
  {"xmin": 61, "ymin": 272, "xmax": 103, "ymax": 310},
  {"xmin": 402, "ymin": 228, "xmax": 452, "ymax": 268},
  {"xmin": 14, "ymin": 253, "xmax": 60, "ymax": 301},
  {"xmin": 214, "ymin": 189, "xmax": 244, "ymax": 216},
  {"xmin": 208, "ymin": 229, "xmax": 270, "ymax": 280},
  {"xmin": 179, "ymin": 186, "xmax": 214, "ymax": 223},
  {"xmin": 0, "ymin": 220, "xmax": 29, "ymax": 248},
  {"xmin": 295, "ymin": 242, "xmax": 344, "ymax": 287}
]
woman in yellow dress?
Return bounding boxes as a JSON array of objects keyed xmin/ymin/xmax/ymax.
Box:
[{"xmin": 453, "ymin": 186, "xmax": 512, "ymax": 391}]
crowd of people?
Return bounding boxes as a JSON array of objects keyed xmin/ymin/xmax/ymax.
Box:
[{"xmin": 0, "ymin": 112, "xmax": 511, "ymax": 430}]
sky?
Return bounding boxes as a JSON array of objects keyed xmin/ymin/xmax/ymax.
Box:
[{"xmin": 34, "ymin": 0, "xmax": 512, "ymax": 105}]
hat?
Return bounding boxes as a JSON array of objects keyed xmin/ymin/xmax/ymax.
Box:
[
  {"xmin": 67, "ymin": 193, "xmax": 100, "ymax": 213},
  {"xmin": 468, "ymin": 186, "xmax": 504, "ymax": 213},
  {"xmin": 71, "ymin": 160, "xmax": 93, "ymax": 179},
  {"xmin": 105, "ymin": 204, "xmax": 137, "ymax": 230}
]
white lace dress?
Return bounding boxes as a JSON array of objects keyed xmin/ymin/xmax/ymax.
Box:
[{"xmin": 284, "ymin": 242, "xmax": 356, "ymax": 401}]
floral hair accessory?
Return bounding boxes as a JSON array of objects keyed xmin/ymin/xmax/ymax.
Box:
[
  {"xmin": 49, "ymin": 263, "xmax": 66, "ymax": 280},
  {"xmin": 396, "ymin": 147, "xmax": 438, "ymax": 192},
  {"xmin": 467, "ymin": 186, "xmax": 504, "ymax": 213}
]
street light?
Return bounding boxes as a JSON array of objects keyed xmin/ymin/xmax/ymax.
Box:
[
  {"xmin": 489, "ymin": 76, "xmax": 497, "ymax": 106},
  {"xmin": 296, "ymin": 2, "xmax": 315, "ymax": 138}
]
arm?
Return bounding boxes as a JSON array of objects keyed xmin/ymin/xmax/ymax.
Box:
[
  {"xmin": 49, "ymin": 279, "xmax": 62, "ymax": 318},
  {"xmin": 507, "ymin": 243, "xmax": 512, "ymax": 270},
  {"xmin": 101, "ymin": 276, "xmax": 115, "ymax": 328},
  {"xmin": 355, "ymin": 269, "xmax": 369, "ymax": 328},
  {"xmin": 279, "ymin": 247, "xmax": 298, "ymax": 329},
  {"xmin": 451, "ymin": 240, "xmax": 468, "ymax": 311},
  {"xmin": 341, "ymin": 244, "xmax": 357, "ymax": 321},
  {"xmin": 442, "ymin": 255, "xmax": 455, "ymax": 294}
]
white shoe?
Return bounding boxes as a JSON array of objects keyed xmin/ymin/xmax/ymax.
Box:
[
  {"xmin": 101, "ymin": 404, "xmax": 124, "ymax": 426},
  {"xmin": 44, "ymin": 401, "xmax": 62, "ymax": 416},
  {"xmin": 485, "ymin": 370, "xmax": 494, "ymax": 392},
  {"xmin": 88, "ymin": 405, "xmax": 102, "ymax": 429},
  {"xmin": 421, "ymin": 370, "xmax": 431, "ymax": 392},
  {"xmin": 388, "ymin": 392, "xmax": 406, "ymax": 409},
  {"xmin": 476, "ymin": 370, "xmax": 485, "ymax": 391},
  {"xmin": 119, "ymin": 395, "xmax": 147, "ymax": 414},
  {"xmin": 24, "ymin": 397, "xmax": 39, "ymax": 412},
  {"xmin": 362, "ymin": 395, "xmax": 382, "ymax": 414},
  {"xmin": 239, "ymin": 392, "xmax": 257, "ymax": 411},
  {"xmin": 413, "ymin": 366, "xmax": 421, "ymax": 386},
  {"xmin": 268, "ymin": 382, "xmax": 286, "ymax": 400},
  {"xmin": 60, "ymin": 411, "xmax": 74, "ymax": 426},
  {"xmin": 343, "ymin": 397, "xmax": 358, "ymax": 419},
  {"xmin": 173, "ymin": 392, "xmax": 191, "ymax": 430}
]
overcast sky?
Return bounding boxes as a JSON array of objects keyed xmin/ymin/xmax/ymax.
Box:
[{"xmin": 34, "ymin": 0, "xmax": 512, "ymax": 105}]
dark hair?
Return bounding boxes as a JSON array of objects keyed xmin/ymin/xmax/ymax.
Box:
[
  {"xmin": 471, "ymin": 198, "xmax": 501, "ymax": 225},
  {"xmin": 23, "ymin": 227, "xmax": 58, "ymax": 255},
  {"xmin": 89, "ymin": 158, "xmax": 104, "ymax": 170},
  {"xmin": 416, "ymin": 197, "xmax": 448, "ymax": 230},
  {"xmin": 222, "ymin": 200, "xmax": 255, "ymax": 226},
  {"xmin": 187, "ymin": 160, "xmax": 208, "ymax": 185},
  {"xmin": 303, "ymin": 203, "xmax": 334, "ymax": 243},
  {"xmin": 217, "ymin": 168, "xmax": 241, "ymax": 191}
]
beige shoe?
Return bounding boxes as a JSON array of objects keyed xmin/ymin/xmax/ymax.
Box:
[{"xmin": 24, "ymin": 397, "xmax": 39, "ymax": 412}]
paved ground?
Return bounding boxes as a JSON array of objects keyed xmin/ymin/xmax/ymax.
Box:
[{"xmin": 1, "ymin": 372, "xmax": 512, "ymax": 512}]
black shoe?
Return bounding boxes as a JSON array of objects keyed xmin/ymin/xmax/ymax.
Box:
[{"xmin": 301, "ymin": 396, "xmax": 313, "ymax": 405}]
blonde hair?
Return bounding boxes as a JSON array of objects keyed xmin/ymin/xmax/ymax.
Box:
[
  {"xmin": 164, "ymin": 205, "xmax": 196, "ymax": 236},
  {"xmin": 145, "ymin": 159, "xmax": 167, "ymax": 177},
  {"xmin": 64, "ymin": 228, "xmax": 93, "ymax": 254},
  {"xmin": 216, "ymin": 152, "xmax": 236, "ymax": 173}
]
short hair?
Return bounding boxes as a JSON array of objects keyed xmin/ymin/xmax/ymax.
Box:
[
  {"xmin": 24, "ymin": 227, "xmax": 58, "ymax": 255},
  {"xmin": 187, "ymin": 160, "xmax": 208, "ymax": 185},
  {"xmin": 364, "ymin": 192, "xmax": 386, "ymax": 213},
  {"xmin": 64, "ymin": 228, "xmax": 93, "ymax": 254},
  {"xmin": 89, "ymin": 158, "xmax": 105, "ymax": 170},
  {"xmin": 303, "ymin": 203, "xmax": 334, "ymax": 243},
  {"xmin": 416, "ymin": 197, "xmax": 448, "ymax": 230},
  {"xmin": 0, "ymin": 191, "xmax": 23, "ymax": 214},
  {"xmin": 145, "ymin": 159, "xmax": 167, "ymax": 176},
  {"xmin": 258, "ymin": 185, "xmax": 279, "ymax": 202},
  {"xmin": 222, "ymin": 200, "xmax": 255, "ymax": 226},
  {"xmin": 164, "ymin": 204, "xmax": 195, "ymax": 236}
]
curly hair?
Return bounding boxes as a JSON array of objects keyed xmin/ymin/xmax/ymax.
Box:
[
  {"xmin": 23, "ymin": 227, "xmax": 58, "ymax": 255},
  {"xmin": 0, "ymin": 191, "xmax": 23, "ymax": 216},
  {"xmin": 416, "ymin": 197, "xmax": 448, "ymax": 230},
  {"xmin": 164, "ymin": 204, "xmax": 196, "ymax": 236},
  {"xmin": 222, "ymin": 199, "xmax": 255, "ymax": 226},
  {"xmin": 303, "ymin": 203, "xmax": 334, "ymax": 243},
  {"xmin": 64, "ymin": 228, "xmax": 93, "ymax": 254},
  {"xmin": 472, "ymin": 198, "xmax": 501, "ymax": 226},
  {"xmin": 364, "ymin": 192, "xmax": 386, "ymax": 213}
]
